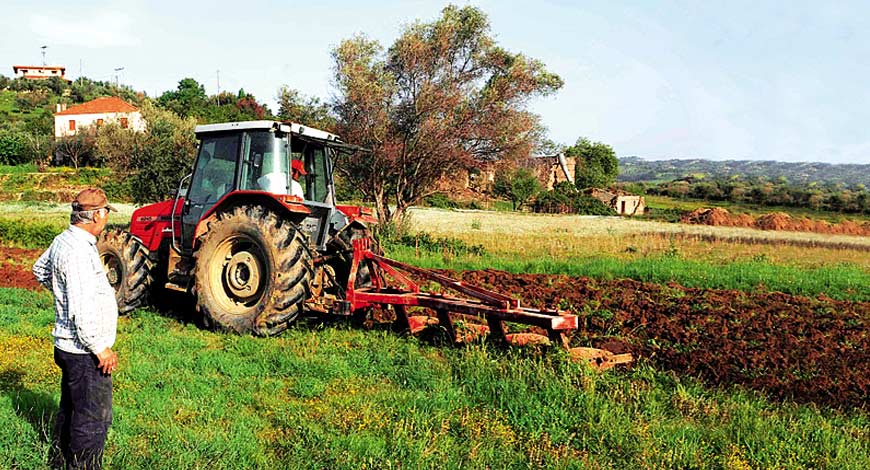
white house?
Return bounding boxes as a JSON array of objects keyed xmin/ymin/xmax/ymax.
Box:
[
  {"xmin": 54, "ymin": 96, "xmax": 146, "ymax": 138},
  {"xmin": 13, "ymin": 65, "xmax": 68, "ymax": 81}
]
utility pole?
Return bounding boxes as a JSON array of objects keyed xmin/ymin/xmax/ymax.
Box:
[
  {"xmin": 41, "ymin": 45, "xmax": 47, "ymax": 65},
  {"xmin": 79, "ymin": 59, "xmax": 83, "ymax": 85},
  {"xmin": 114, "ymin": 67, "xmax": 124, "ymax": 87}
]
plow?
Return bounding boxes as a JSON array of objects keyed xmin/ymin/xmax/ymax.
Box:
[
  {"xmin": 342, "ymin": 239, "xmax": 632, "ymax": 369},
  {"xmin": 97, "ymin": 120, "xmax": 631, "ymax": 370}
]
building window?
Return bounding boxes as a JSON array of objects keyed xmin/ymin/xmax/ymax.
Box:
[
  {"xmin": 97, "ymin": 118, "xmax": 104, "ymax": 126},
  {"xmin": 69, "ymin": 120, "xmax": 76, "ymax": 131},
  {"xmin": 120, "ymin": 118, "xmax": 128, "ymax": 129}
]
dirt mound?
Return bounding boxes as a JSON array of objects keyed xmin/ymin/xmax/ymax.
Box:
[
  {"xmin": 682, "ymin": 208, "xmax": 870, "ymax": 236},
  {"xmin": 754, "ymin": 212, "xmax": 792, "ymax": 230},
  {"xmin": 448, "ymin": 269, "xmax": 870, "ymax": 409}
]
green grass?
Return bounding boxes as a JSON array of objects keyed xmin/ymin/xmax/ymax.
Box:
[
  {"xmin": 0, "ymin": 288, "xmax": 868, "ymax": 469},
  {"xmin": 385, "ymin": 244, "xmax": 870, "ymax": 302}
]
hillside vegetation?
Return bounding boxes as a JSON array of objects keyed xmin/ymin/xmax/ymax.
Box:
[{"xmin": 619, "ymin": 156, "xmax": 870, "ymax": 187}]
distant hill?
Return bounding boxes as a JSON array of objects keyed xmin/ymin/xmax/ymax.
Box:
[{"xmin": 618, "ymin": 157, "xmax": 870, "ymax": 187}]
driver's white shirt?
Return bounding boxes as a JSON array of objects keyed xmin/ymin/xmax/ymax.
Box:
[
  {"xmin": 257, "ymin": 172, "xmax": 288, "ymax": 195},
  {"xmin": 290, "ymin": 179, "xmax": 304, "ymax": 199}
]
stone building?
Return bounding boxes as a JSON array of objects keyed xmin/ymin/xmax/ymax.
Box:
[{"xmin": 583, "ymin": 188, "xmax": 646, "ymax": 215}]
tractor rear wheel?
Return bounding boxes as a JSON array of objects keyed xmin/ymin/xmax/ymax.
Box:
[
  {"xmin": 194, "ymin": 205, "xmax": 312, "ymax": 336},
  {"xmin": 97, "ymin": 229, "xmax": 153, "ymax": 314}
]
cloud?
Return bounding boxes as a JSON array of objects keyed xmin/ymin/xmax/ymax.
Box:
[{"xmin": 29, "ymin": 11, "xmax": 140, "ymax": 48}]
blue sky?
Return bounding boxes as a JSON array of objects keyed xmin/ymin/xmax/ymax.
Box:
[{"xmin": 2, "ymin": 0, "xmax": 868, "ymax": 164}]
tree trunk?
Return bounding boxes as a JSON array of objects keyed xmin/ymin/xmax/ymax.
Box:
[{"xmin": 374, "ymin": 186, "xmax": 392, "ymax": 226}]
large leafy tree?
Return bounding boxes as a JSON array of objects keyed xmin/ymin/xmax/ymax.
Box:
[
  {"xmin": 331, "ymin": 5, "xmax": 562, "ymax": 224},
  {"xmin": 569, "ymin": 137, "xmax": 619, "ymax": 189},
  {"xmin": 158, "ymin": 78, "xmax": 209, "ymax": 118},
  {"xmin": 276, "ymin": 86, "xmax": 335, "ymax": 131}
]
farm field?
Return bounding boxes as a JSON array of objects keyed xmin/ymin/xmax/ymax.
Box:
[{"xmin": 0, "ymin": 204, "xmax": 868, "ymax": 468}]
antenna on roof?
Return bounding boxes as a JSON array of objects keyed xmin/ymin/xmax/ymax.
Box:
[
  {"xmin": 114, "ymin": 67, "xmax": 124, "ymax": 87},
  {"xmin": 40, "ymin": 45, "xmax": 47, "ymax": 66}
]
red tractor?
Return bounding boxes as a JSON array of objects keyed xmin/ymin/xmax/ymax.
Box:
[
  {"xmin": 97, "ymin": 120, "xmax": 619, "ymax": 364},
  {"xmin": 98, "ymin": 120, "xmax": 379, "ymax": 335}
]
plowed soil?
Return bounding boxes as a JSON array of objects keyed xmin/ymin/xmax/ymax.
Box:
[
  {"xmin": 448, "ymin": 269, "xmax": 870, "ymax": 409},
  {"xmin": 682, "ymin": 207, "xmax": 870, "ymax": 236},
  {"xmin": 2, "ymin": 245, "xmax": 867, "ymax": 409},
  {"xmin": 0, "ymin": 247, "xmax": 42, "ymax": 290}
]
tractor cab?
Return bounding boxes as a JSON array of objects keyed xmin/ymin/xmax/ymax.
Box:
[{"xmin": 177, "ymin": 121, "xmax": 344, "ymax": 252}]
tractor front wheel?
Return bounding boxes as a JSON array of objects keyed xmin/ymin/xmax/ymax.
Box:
[
  {"xmin": 97, "ymin": 229, "xmax": 153, "ymax": 314},
  {"xmin": 194, "ymin": 205, "xmax": 312, "ymax": 336}
]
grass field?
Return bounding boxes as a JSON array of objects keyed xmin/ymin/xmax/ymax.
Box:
[{"xmin": 1, "ymin": 288, "xmax": 868, "ymax": 469}]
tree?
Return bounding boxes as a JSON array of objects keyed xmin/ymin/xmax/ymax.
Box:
[
  {"xmin": 158, "ymin": 78, "xmax": 209, "ymax": 118},
  {"xmin": 276, "ymin": 86, "xmax": 335, "ymax": 130},
  {"xmin": 54, "ymin": 131, "xmax": 96, "ymax": 169},
  {"xmin": 94, "ymin": 122, "xmax": 144, "ymax": 172},
  {"xmin": 492, "ymin": 167, "xmax": 541, "ymax": 210},
  {"xmin": 569, "ymin": 137, "xmax": 619, "ymax": 189},
  {"xmin": 125, "ymin": 102, "xmax": 198, "ymax": 203},
  {"xmin": 331, "ymin": 5, "xmax": 562, "ymax": 224}
]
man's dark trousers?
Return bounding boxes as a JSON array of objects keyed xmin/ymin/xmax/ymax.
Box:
[{"xmin": 53, "ymin": 348, "xmax": 113, "ymax": 470}]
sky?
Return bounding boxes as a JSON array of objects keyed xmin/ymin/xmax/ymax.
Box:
[{"xmin": 2, "ymin": 0, "xmax": 868, "ymax": 164}]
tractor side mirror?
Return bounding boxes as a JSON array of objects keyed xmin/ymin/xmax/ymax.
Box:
[{"xmin": 253, "ymin": 153, "xmax": 263, "ymax": 169}]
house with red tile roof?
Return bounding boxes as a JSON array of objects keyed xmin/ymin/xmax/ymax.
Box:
[
  {"xmin": 53, "ymin": 96, "xmax": 146, "ymax": 138},
  {"xmin": 13, "ymin": 65, "xmax": 68, "ymax": 81}
]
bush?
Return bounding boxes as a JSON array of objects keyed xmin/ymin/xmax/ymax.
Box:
[
  {"xmin": 126, "ymin": 102, "xmax": 197, "ymax": 203},
  {"xmin": 0, "ymin": 131, "xmax": 27, "ymax": 165},
  {"xmin": 423, "ymin": 192, "xmax": 457, "ymax": 209},
  {"xmin": 54, "ymin": 132, "xmax": 97, "ymax": 169},
  {"xmin": 492, "ymin": 168, "xmax": 542, "ymax": 210},
  {"xmin": 391, "ymin": 231, "xmax": 486, "ymax": 257},
  {"xmin": 334, "ymin": 173, "xmax": 365, "ymax": 202},
  {"xmin": 0, "ymin": 219, "xmax": 62, "ymax": 248},
  {"xmin": 94, "ymin": 122, "xmax": 143, "ymax": 171},
  {"xmin": 533, "ymin": 182, "xmax": 613, "ymax": 215}
]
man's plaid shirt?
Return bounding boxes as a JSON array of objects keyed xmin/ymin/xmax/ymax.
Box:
[{"xmin": 32, "ymin": 225, "xmax": 118, "ymax": 355}]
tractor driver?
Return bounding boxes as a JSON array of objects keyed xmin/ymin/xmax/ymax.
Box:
[{"xmin": 290, "ymin": 159, "xmax": 306, "ymax": 199}]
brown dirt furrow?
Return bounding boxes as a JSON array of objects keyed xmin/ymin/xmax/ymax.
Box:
[
  {"xmin": 447, "ymin": 269, "xmax": 870, "ymax": 409},
  {"xmin": 0, "ymin": 246, "xmax": 43, "ymax": 290}
]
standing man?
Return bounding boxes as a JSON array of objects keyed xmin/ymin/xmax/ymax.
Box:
[{"xmin": 33, "ymin": 188, "xmax": 119, "ymax": 470}]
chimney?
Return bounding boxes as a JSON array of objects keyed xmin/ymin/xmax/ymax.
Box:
[{"xmin": 56, "ymin": 103, "xmax": 62, "ymax": 113}]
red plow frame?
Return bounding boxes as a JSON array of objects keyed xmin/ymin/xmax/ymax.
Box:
[{"xmin": 341, "ymin": 239, "xmax": 632, "ymax": 369}]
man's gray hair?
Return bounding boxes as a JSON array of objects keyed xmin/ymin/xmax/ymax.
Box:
[{"xmin": 70, "ymin": 209, "xmax": 101, "ymax": 225}]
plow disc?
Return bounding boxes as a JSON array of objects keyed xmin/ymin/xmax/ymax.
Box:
[{"xmin": 340, "ymin": 238, "xmax": 633, "ymax": 370}]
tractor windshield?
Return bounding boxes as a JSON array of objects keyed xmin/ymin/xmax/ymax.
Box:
[
  {"xmin": 187, "ymin": 134, "xmax": 239, "ymax": 205},
  {"xmin": 239, "ymin": 131, "xmax": 290, "ymax": 194}
]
